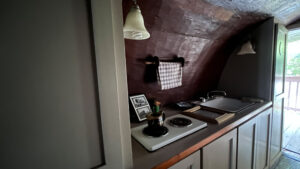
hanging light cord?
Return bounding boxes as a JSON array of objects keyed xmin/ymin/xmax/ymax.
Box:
[
  {"xmin": 132, "ymin": 0, "xmax": 137, "ymax": 6},
  {"xmin": 132, "ymin": 0, "xmax": 137, "ymax": 5},
  {"xmin": 132, "ymin": 0, "xmax": 139, "ymax": 9}
]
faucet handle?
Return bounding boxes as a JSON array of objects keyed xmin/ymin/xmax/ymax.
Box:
[
  {"xmin": 199, "ymin": 97, "xmax": 207, "ymax": 102},
  {"xmin": 207, "ymin": 90, "xmax": 227, "ymax": 99}
]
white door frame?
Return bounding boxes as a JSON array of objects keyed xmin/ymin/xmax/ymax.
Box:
[{"xmin": 91, "ymin": 0, "xmax": 133, "ymax": 168}]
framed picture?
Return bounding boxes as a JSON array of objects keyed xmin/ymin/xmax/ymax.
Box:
[{"xmin": 129, "ymin": 94, "xmax": 151, "ymax": 121}]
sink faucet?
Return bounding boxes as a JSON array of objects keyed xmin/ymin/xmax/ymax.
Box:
[
  {"xmin": 206, "ymin": 90, "xmax": 227, "ymax": 100},
  {"xmin": 198, "ymin": 90, "xmax": 227, "ymax": 103}
]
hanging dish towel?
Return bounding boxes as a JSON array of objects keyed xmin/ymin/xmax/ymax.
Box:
[{"xmin": 157, "ymin": 62, "xmax": 182, "ymax": 90}]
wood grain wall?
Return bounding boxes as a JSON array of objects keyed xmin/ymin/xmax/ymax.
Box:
[{"xmin": 123, "ymin": 0, "xmax": 268, "ymax": 105}]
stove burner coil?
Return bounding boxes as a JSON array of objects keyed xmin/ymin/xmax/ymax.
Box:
[
  {"xmin": 143, "ymin": 126, "xmax": 169, "ymax": 137},
  {"xmin": 168, "ymin": 117, "xmax": 192, "ymax": 127}
]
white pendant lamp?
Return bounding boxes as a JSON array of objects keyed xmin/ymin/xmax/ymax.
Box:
[
  {"xmin": 123, "ymin": 0, "xmax": 150, "ymax": 40},
  {"xmin": 237, "ymin": 41, "xmax": 256, "ymax": 55}
]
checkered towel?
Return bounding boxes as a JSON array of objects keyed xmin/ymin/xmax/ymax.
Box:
[{"xmin": 157, "ymin": 62, "xmax": 182, "ymax": 90}]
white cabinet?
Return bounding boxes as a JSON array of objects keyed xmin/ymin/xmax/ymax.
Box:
[
  {"xmin": 270, "ymin": 97, "xmax": 284, "ymax": 166},
  {"xmin": 169, "ymin": 108, "xmax": 271, "ymax": 169},
  {"xmin": 169, "ymin": 150, "xmax": 200, "ymax": 169},
  {"xmin": 237, "ymin": 108, "xmax": 272, "ymax": 169},
  {"xmin": 256, "ymin": 108, "xmax": 272, "ymax": 169},
  {"xmin": 237, "ymin": 115, "xmax": 257, "ymax": 169},
  {"xmin": 203, "ymin": 129, "xmax": 237, "ymax": 169}
]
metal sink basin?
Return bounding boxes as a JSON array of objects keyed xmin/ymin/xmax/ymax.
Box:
[{"xmin": 200, "ymin": 97, "xmax": 255, "ymax": 114}]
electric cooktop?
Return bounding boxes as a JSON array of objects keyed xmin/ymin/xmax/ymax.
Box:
[{"xmin": 131, "ymin": 114, "xmax": 207, "ymax": 151}]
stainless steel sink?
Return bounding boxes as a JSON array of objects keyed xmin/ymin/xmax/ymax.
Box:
[{"xmin": 200, "ymin": 97, "xmax": 255, "ymax": 114}]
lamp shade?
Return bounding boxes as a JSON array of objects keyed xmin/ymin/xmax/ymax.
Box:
[
  {"xmin": 123, "ymin": 6, "xmax": 150, "ymax": 40},
  {"xmin": 237, "ymin": 41, "xmax": 256, "ymax": 55}
]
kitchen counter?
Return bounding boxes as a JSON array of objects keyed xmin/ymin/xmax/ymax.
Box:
[{"xmin": 131, "ymin": 101, "xmax": 272, "ymax": 169}]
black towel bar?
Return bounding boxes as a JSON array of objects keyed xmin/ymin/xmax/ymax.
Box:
[{"xmin": 144, "ymin": 56, "xmax": 186, "ymax": 67}]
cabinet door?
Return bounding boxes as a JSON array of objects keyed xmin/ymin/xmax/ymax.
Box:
[
  {"xmin": 203, "ymin": 129, "xmax": 237, "ymax": 169},
  {"xmin": 169, "ymin": 150, "xmax": 200, "ymax": 169},
  {"xmin": 256, "ymin": 108, "xmax": 272, "ymax": 169},
  {"xmin": 237, "ymin": 117, "xmax": 257, "ymax": 169},
  {"xmin": 270, "ymin": 24, "xmax": 287, "ymax": 167},
  {"xmin": 270, "ymin": 97, "xmax": 284, "ymax": 165}
]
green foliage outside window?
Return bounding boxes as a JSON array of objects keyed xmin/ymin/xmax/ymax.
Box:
[{"xmin": 287, "ymin": 54, "xmax": 300, "ymax": 75}]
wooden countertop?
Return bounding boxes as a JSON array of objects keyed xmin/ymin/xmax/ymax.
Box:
[{"xmin": 131, "ymin": 102, "xmax": 272, "ymax": 169}]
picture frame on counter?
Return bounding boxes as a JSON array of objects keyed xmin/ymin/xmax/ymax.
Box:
[{"xmin": 130, "ymin": 94, "xmax": 152, "ymax": 121}]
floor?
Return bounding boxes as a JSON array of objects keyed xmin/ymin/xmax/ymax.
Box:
[
  {"xmin": 283, "ymin": 108, "xmax": 300, "ymax": 160},
  {"xmin": 275, "ymin": 154, "xmax": 300, "ymax": 169}
]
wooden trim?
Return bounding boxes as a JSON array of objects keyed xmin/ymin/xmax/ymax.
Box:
[
  {"xmin": 279, "ymin": 99, "xmax": 284, "ymax": 156},
  {"xmin": 264, "ymin": 111, "xmax": 272, "ymax": 169},
  {"xmin": 284, "ymin": 107, "xmax": 300, "ymax": 111},
  {"xmin": 229, "ymin": 138, "xmax": 234, "ymax": 169},
  {"xmin": 91, "ymin": 0, "xmax": 133, "ymax": 168},
  {"xmin": 287, "ymin": 20, "xmax": 300, "ymax": 30},
  {"xmin": 285, "ymin": 76, "xmax": 300, "ymax": 81},
  {"xmin": 152, "ymin": 103, "xmax": 272, "ymax": 169},
  {"xmin": 251, "ymin": 123, "xmax": 257, "ymax": 169},
  {"xmin": 270, "ymin": 151, "xmax": 282, "ymax": 169}
]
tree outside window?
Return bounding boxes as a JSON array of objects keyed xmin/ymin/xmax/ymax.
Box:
[{"xmin": 286, "ymin": 39, "xmax": 300, "ymax": 76}]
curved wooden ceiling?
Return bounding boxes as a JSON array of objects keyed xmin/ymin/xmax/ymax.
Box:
[
  {"xmin": 205, "ymin": 0, "xmax": 300, "ymax": 25},
  {"xmin": 123, "ymin": 0, "xmax": 300, "ymax": 104}
]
